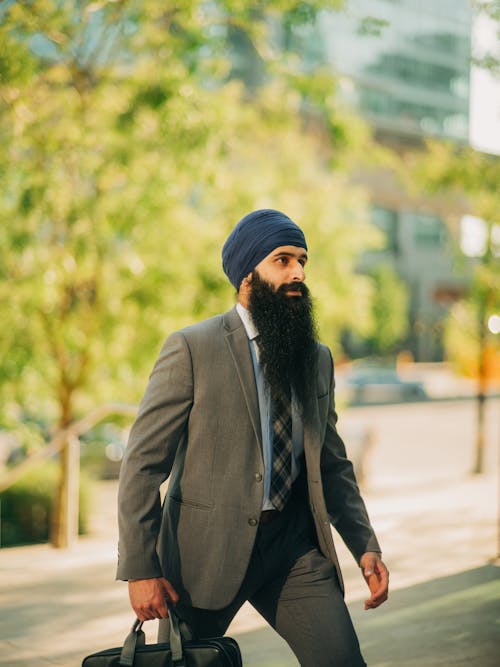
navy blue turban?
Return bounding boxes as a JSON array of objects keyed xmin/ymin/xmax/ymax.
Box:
[{"xmin": 222, "ymin": 209, "xmax": 307, "ymax": 289}]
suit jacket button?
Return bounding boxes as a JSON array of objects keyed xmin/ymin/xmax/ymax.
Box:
[
  {"xmin": 248, "ymin": 518, "xmax": 258, "ymax": 526},
  {"xmin": 254, "ymin": 473, "xmax": 263, "ymax": 482}
]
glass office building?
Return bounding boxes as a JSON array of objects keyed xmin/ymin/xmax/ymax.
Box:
[
  {"xmin": 292, "ymin": 0, "xmax": 472, "ymax": 144},
  {"xmin": 325, "ymin": 0, "xmax": 472, "ymax": 143}
]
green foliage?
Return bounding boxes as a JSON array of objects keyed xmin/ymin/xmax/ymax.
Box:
[
  {"xmin": 406, "ymin": 140, "xmax": 500, "ymax": 368},
  {"xmin": 409, "ymin": 142, "xmax": 499, "ymax": 222},
  {"xmin": 443, "ymin": 301, "xmax": 479, "ymax": 375},
  {"xmin": 0, "ymin": 0, "xmax": 386, "ymax": 441},
  {"xmin": 0, "ymin": 462, "xmax": 91, "ymax": 546},
  {"xmin": 367, "ymin": 264, "xmax": 409, "ymax": 354},
  {"xmin": 472, "ymin": 0, "xmax": 500, "ymax": 74},
  {"xmin": 356, "ymin": 16, "xmax": 389, "ymax": 37}
]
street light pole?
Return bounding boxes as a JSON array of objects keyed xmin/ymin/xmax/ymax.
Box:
[{"xmin": 473, "ymin": 298, "xmax": 487, "ymax": 474}]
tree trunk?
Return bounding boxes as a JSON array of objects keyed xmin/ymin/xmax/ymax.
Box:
[
  {"xmin": 51, "ymin": 392, "xmax": 80, "ymax": 549},
  {"xmin": 51, "ymin": 432, "xmax": 80, "ymax": 548}
]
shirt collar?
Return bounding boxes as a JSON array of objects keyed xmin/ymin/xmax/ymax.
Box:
[{"xmin": 236, "ymin": 302, "xmax": 259, "ymax": 341}]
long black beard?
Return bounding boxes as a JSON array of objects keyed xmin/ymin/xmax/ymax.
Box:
[{"xmin": 248, "ymin": 271, "xmax": 318, "ymax": 422}]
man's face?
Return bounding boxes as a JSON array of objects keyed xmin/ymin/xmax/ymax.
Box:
[{"xmin": 251, "ymin": 245, "xmax": 308, "ymax": 297}]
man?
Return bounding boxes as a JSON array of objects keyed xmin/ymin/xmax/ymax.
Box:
[{"xmin": 117, "ymin": 209, "xmax": 389, "ymax": 666}]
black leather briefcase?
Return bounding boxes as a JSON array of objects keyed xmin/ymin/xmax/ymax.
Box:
[{"xmin": 82, "ymin": 607, "xmax": 242, "ymax": 667}]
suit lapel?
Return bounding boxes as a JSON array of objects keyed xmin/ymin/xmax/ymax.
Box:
[
  {"xmin": 223, "ymin": 308, "xmax": 262, "ymax": 449},
  {"xmin": 303, "ymin": 396, "xmax": 321, "ymax": 455},
  {"xmin": 302, "ymin": 376, "xmax": 323, "ymax": 492}
]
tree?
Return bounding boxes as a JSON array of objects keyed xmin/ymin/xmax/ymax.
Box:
[
  {"xmin": 472, "ymin": 0, "xmax": 500, "ymax": 74},
  {"xmin": 408, "ymin": 140, "xmax": 500, "ymax": 473},
  {"xmin": 366, "ymin": 264, "xmax": 409, "ymax": 356},
  {"xmin": 1, "ymin": 0, "xmax": 384, "ymax": 545}
]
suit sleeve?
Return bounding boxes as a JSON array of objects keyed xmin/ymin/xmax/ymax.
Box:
[
  {"xmin": 116, "ymin": 331, "xmax": 193, "ymax": 580},
  {"xmin": 320, "ymin": 348, "xmax": 381, "ymax": 563}
]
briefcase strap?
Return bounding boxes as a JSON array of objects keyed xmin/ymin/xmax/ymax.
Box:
[
  {"xmin": 119, "ymin": 619, "xmax": 146, "ymax": 667},
  {"xmin": 119, "ymin": 606, "xmax": 186, "ymax": 667},
  {"xmin": 167, "ymin": 604, "xmax": 185, "ymax": 666}
]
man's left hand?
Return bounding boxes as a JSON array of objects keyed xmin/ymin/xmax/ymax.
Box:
[{"xmin": 360, "ymin": 552, "xmax": 389, "ymax": 610}]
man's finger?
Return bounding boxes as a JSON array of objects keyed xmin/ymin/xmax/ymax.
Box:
[
  {"xmin": 365, "ymin": 589, "xmax": 389, "ymax": 609},
  {"xmin": 362, "ymin": 558, "xmax": 389, "ymax": 610},
  {"xmin": 161, "ymin": 578, "xmax": 180, "ymax": 605}
]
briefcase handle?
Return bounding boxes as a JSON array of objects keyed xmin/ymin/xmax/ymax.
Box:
[{"xmin": 119, "ymin": 604, "xmax": 185, "ymax": 667}]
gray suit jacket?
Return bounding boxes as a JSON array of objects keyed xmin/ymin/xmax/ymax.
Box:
[{"xmin": 117, "ymin": 307, "xmax": 380, "ymax": 609}]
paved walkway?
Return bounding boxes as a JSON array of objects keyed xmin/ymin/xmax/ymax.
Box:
[{"xmin": 1, "ymin": 399, "xmax": 499, "ymax": 666}]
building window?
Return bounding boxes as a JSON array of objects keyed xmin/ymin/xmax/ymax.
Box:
[
  {"xmin": 409, "ymin": 213, "xmax": 446, "ymax": 247},
  {"xmin": 371, "ymin": 206, "xmax": 398, "ymax": 253}
]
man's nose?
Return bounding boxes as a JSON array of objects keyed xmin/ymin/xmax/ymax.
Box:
[{"xmin": 291, "ymin": 262, "xmax": 305, "ymax": 281}]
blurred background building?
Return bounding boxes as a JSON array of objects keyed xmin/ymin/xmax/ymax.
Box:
[
  {"xmin": 279, "ymin": 0, "xmax": 476, "ymax": 362},
  {"xmin": 320, "ymin": 0, "xmax": 472, "ymax": 145}
]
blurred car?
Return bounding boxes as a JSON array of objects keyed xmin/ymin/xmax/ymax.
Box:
[{"xmin": 339, "ymin": 367, "xmax": 427, "ymax": 406}]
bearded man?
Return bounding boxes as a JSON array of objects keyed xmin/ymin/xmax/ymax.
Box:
[{"xmin": 117, "ymin": 209, "xmax": 389, "ymax": 666}]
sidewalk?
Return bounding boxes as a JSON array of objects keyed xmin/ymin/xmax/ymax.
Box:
[
  {"xmin": 235, "ymin": 564, "xmax": 500, "ymax": 667},
  {"xmin": 1, "ymin": 399, "xmax": 499, "ymax": 666},
  {"xmin": 1, "ymin": 471, "xmax": 498, "ymax": 666}
]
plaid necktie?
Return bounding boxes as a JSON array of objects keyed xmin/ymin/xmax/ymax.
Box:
[{"xmin": 269, "ymin": 388, "xmax": 293, "ymax": 511}]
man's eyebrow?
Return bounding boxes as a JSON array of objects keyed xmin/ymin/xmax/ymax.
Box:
[{"xmin": 273, "ymin": 251, "xmax": 308, "ymax": 259}]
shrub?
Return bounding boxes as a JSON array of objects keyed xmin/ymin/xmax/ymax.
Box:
[{"xmin": 0, "ymin": 462, "xmax": 91, "ymax": 547}]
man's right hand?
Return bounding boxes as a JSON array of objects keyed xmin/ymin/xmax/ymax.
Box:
[{"xmin": 128, "ymin": 577, "xmax": 179, "ymax": 621}]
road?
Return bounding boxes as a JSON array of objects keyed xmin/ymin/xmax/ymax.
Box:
[{"xmin": 0, "ymin": 398, "xmax": 498, "ymax": 666}]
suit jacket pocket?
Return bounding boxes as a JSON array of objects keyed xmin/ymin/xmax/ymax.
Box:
[{"xmin": 167, "ymin": 494, "xmax": 213, "ymax": 511}]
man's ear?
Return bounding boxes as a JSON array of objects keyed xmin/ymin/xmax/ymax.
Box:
[
  {"xmin": 241, "ymin": 272, "xmax": 252, "ymax": 287},
  {"xmin": 237, "ymin": 273, "xmax": 252, "ymax": 306}
]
